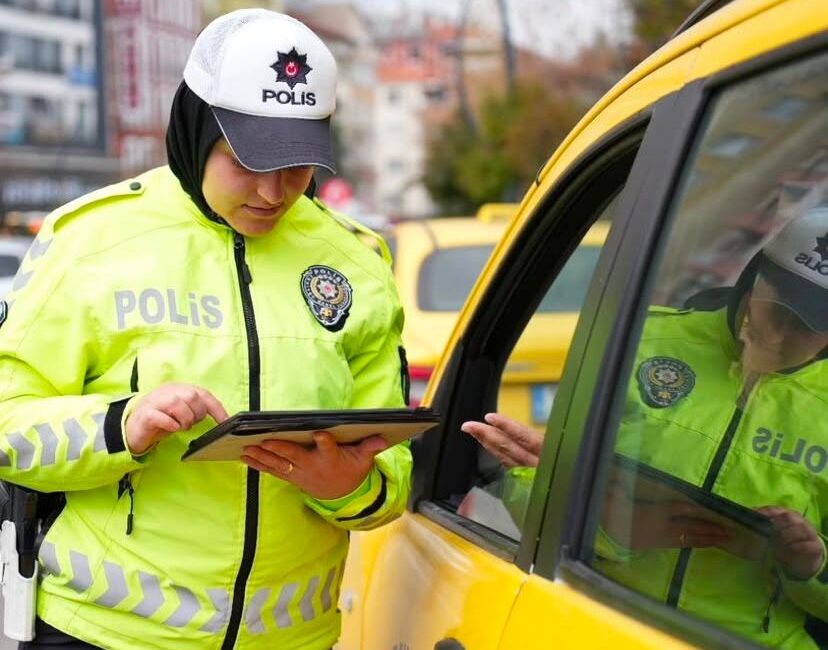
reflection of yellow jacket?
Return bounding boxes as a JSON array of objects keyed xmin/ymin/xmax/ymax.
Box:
[
  {"xmin": 0, "ymin": 166, "xmax": 412, "ymax": 650},
  {"xmin": 597, "ymin": 307, "xmax": 828, "ymax": 650}
]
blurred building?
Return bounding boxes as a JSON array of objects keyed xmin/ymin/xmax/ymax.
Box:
[
  {"xmin": 203, "ymin": 0, "xmax": 283, "ymax": 24},
  {"xmin": 105, "ymin": 0, "xmax": 201, "ymax": 175},
  {"xmin": 287, "ymin": 2, "xmax": 377, "ymax": 217},
  {"xmin": 371, "ymin": 19, "xmax": 460, "ymax": 219},
  {"xmin": 0, "ymin": 0, "xmax": 115, "ymax": 232}
]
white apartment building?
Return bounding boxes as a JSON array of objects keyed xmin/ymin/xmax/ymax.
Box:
[
  {"xmin": 374, "ymin": 79, "xmax": 435, "ymax": 218},
  {"xmin": 0, "ymin": 0, "xmax": 116, "ymax": 226}
]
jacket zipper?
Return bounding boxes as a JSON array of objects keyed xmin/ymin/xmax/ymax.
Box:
[
  {"xmin": 666, "ymin": 381, "xmax": 754, "ymax": 608},
  {"xmin": 119, "ymin": 357, "xmax": 140, "ymax": 535},
  {"xmin": 117, "ymin": 474, "xmax": 136, "ymax": 535},
  {"xmin": 221, "ymin": 233, "xmax": 261, "ymax": 650}
]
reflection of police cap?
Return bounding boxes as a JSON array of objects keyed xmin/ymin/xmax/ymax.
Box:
[
  {"xmin": 183, "ymin": 9, "xmax": 337, "ymax": 173},
  {"xmin": 759, "ymin": 207, "xmax": 828, "ymax": 332}
]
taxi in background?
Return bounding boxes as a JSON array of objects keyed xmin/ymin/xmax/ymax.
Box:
[
  {"xmin": 391, "ymin": 204, "xmax": 607, "ymax": 427},
  {"xmin": 340, "ymin": 0, "xmax": 828, "ymax": 649},
  {"xmin": 388, "ymin": 204, "xmax": 514, "ymax": 407}
]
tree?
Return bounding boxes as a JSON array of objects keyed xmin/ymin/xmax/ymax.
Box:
[
  {"xmin": 630, "ymin": 0, "xmax": 702, "ymax": 51},
  {"xmin": 424, "ymin": 81, "xmax": 585, "ymax": 214}
]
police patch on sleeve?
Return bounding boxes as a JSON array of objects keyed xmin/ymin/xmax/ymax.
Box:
[
  {"xmin": 637, "ymin": 356, "xmax": 695, "ymax": 408},
  {"xmin": 300, "ymin": 265, "xmax": 352, "ymax": 332},
  {"xmin": 0, "ymin": 300, "xmax": 7, "ymax": 329}
]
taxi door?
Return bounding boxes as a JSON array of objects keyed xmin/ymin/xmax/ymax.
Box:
[{"xmin": 499, "ymin": 1, "xmax": 828, "ymax": 649}]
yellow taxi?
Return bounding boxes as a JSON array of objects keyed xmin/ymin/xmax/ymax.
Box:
[
  {"xmin": 390, "ymin": 204, "xmax": 607, "ymax": 426},
  {"xmin": 340, "ymin": 0, "xmax": 828, "ymax": 649},
  {"xmin": 388, "ymin": 207, "xmax": 512, "ymax": 407}
]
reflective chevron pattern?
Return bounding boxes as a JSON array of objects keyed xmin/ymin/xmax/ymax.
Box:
[
  {"xmin": 36, "ymin": 542, "xmax": 344, "ymax": 636},
  {"xmin": 7, "ymin": 237, "xmax": 51, "ymax": 296},
  {"xmin": 2, "ymin": 414, "xmax": 106, "ymax": 468}
]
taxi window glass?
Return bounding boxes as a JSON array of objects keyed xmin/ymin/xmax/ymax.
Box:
[
  {"xmin": 417, "ymin": 245, "xmax": 494, "ymax": 311},
  {"xmin": 0, "ymin": 255, "xmax": 19, "ymax": 276},
  {"xmin": 456, "ymin": 195, "xmax": 620, "ymax": 540},
  {"xmin": 537, "ymin": 246, "xmax": 603, "ymax": 313},
  {"xmin": 584, "ymin": 51, "xmax": 828, "ymax": 648}
]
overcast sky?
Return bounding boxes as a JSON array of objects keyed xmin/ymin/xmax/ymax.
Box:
[{"xmin": 307, "ymin": 0, "xmax": 632, "ymax": 59}]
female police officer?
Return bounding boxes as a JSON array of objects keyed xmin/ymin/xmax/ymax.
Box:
[{"xmin": 0, "ymin": 9, "xmax": 411, "ymax": 650}]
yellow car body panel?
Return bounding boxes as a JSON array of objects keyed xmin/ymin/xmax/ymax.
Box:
[
  {"xmin": 340, "ymin": 2, "xmax": 828, "ymax": 649},
  {"xmin": 498, "ymin": 577, "xmax": 697, "ymax": 650},
  {"xmin": 343, "ymin": 517, "xmax": 527, "ymax": 650}
]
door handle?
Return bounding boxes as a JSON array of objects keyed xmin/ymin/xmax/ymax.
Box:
[{"xmin": 434, "ymin": 639, "xmax": 465, "ymax": 650}]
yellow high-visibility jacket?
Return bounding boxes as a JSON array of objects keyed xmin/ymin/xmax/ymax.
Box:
[{"xmin": 0, "ymin": 166, "xmax": 412, "ymax": 650}]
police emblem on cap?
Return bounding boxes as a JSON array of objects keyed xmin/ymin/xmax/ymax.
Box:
[
  {"xmin": 271, "ymin": 48, "xmax": 312, "ymax": 89},
  {"xmin": 0, "ymin": 300, "xmax": 6, "ymax": 329},
  {"xmin": 300, "ymin": 265, "xmax": 352, "ymax": 332},
  {"xmin": 637, "ymin": 356, "xmax": 695, "ymax": 408}
]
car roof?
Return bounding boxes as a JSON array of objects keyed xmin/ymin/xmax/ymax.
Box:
[{"xmin": 394, "ymin": 217, "xmax": 509, "ymax": 249}]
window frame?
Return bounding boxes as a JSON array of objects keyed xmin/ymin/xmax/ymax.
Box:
[
  {"xmin": 409, "ymin": 114, "xmax": 652, "ymax": 566},
  {"xmin": 534, "ymin": 29, "xmax": 828, "ymax": 650}
]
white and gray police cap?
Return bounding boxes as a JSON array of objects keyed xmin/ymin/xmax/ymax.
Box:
[
  {"xmin": 759, "ymin": 207, "xmax": 828, "ymax": 333},
  {"xmin": 183, "ymin": 9, "xmax": 337, "ymax": 173}
]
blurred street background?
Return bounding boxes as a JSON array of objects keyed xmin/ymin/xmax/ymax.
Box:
[{"xmin": 0, "ymin": 0, "xmax": 694, "ymax": 282}]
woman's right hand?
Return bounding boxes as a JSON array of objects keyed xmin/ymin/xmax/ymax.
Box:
[
  {"xmin": 125, "ymin": 383, "xmax": 228, "ymax": 455},
  {"xmin": 461, "ymin": 413, "xmax": 544, "ymax": 468}
]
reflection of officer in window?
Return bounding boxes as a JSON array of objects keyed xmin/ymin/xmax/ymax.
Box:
[
  {"xmin": 465, "ymin": 208, "xmax": 828, "ymax": 648},
  {"xmin": 597, "ymin": 208, "xmax": 828, "ymax": 649}
]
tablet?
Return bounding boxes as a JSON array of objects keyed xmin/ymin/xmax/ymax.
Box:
[
  {"xmin": 612, "ymin": 454, "xmax": 773, "ymax": 560},
  {"xmin": 181, "ymin": 408, "xmax": 440, "ymax": 462}
]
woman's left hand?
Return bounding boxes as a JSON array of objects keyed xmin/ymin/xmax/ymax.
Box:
[
  {"xmin": 757, "ymin": 506, "xmax": 826, "ymax": 580},
  {"xmin": 241, "ymin": 431, "xmax": 389, "ymax": 500}
]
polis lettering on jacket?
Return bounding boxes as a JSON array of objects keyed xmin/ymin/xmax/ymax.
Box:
[
  {"xmin": 752, "ymin": 427, "xmax": 828, "ymax": 474},
  {"xmin": 261, "ymin": 90, "xmax": 316, "ymax": 106},
  {"xmin": 114, "ymin": 289, "xmax": 223, "ymax": 330}
]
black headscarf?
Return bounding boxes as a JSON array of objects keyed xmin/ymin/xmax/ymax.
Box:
[{"xmin": 166, "ymin": 81, "xmax": 223, "ymax": 220}]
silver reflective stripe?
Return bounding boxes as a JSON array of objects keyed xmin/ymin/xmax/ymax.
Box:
[
  {"xmin": 27, "ymin": 238, "xmax": 51, "ymax": 260},
  {"xmin": 12, "ymin": 270, "xmax": 32, "ymax": 292},
  {"xmin": 95, "ymin": 562, "xmax": 128, "ymax": 608},
  {"xmin": 34, "ymin": 424, "xmax": 59, "ymax": 466},
  {"xmin": 164, "ymin": 585, "xmax": 200, "ymax": 628},
  {"xmin": 355, "ymin": 515, "xmax": 382, "ymax": 528},
  {"xmin": 38, "ymin": 541, "xmax": 59, "ymax": 576},
  {"xmin": 320, "ymin": 566, "xmax": 336, "ymax": 613},
  {"xmin": 244, "ymin": 588, "xmax": 271, "ymax": 635},
  {"xmin": 133, "ymin": 571, "xmax": 164, "ymax": 618},
  {"xmin": 200, "ymin": 588, "xmax": 230, "ymax": 633},
  {"xmin": 63, "ymin": 418, "xmax": 87, "ymax": 461},
  {"xmin": 68, "ymin": 551, "xmax": 92, "ymax": 593},
  {"xmin": 299, "ymin": 575, "xmax": 319, "ymax": 622},
  {"xmin": 91, "ymin": 413, "xmax": 106, "ymax": 452},
  {"xmin": 0, "ymin": 450, "xmax": 9, "ymax": 467},
  {"xmin": 273, "ymin": 582, "xmax": 298, "ymax": 629},
  {"xmin": 8, "ymin": 432, "xmax": 34, "ymax": 470}
]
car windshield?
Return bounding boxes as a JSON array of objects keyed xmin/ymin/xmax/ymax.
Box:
[
  {"xmin": 0, "ymin": 254, "xmax": 20, "ymax": 277},
  {"xmin": 418, "ymin": 244, "xmax": 601, "ymax": 313}
]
